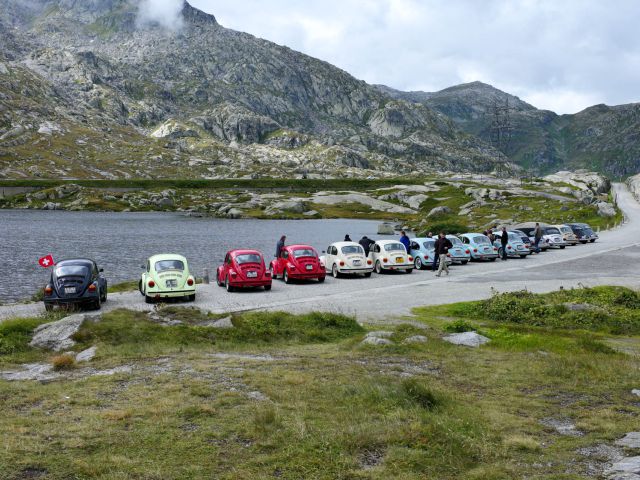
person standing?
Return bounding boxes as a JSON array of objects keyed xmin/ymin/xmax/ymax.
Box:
[
  {"xmin": 359, "ymin": 236, "xmax": 372, "ymax": 256},
  {"xmin": 399, "ymin": 230, "xmax": 410, "ymax": 253},
  {"xmin": 344, "ymin": 234, "xmax": 352, "ymax": 242},
  {"xmin": 434, "ymin": 232, "xmax": 453, "ymax": 277},
  {"xmin": 534, "ymin": 223, "xmax": 543, "ymax": 254},
  {"xmin": 275, "ymin": 235, "xmax": 286, "ymax": 258},
  {"xmin": 500, "ymin": 227, "xmax": 509, "ymax": 261}
]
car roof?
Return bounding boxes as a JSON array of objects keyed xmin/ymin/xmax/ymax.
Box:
[
  {"xmin": 230, "ymin": 249, "xmax": 262, "ymax": 256},
  {"xmin": 460, "ymin": 233, "xmax": 486, "ymax": 237},
  {"xmin": 57, "ymin": 259, "xmax": 94, "ymax": 267},
  {"xmin": 411, "ymin": 237, "xmax": 434, "ymax": 242},
  {"xmin": 149, "ymin": 254, "xmax": 188, "ymax": 263},
  {"xmin": 286, "ymin": 244, "xmax": 316, "ymax": 250},
  {"xmin": 374, "ymin": 239, "xmax": 404, "ymax": 245},
  {"xmin": 331, "ymin": 241, "xmax": 361, "ymax": 247}
]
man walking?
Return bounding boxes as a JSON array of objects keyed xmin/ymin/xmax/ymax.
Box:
[
  {"xmin": 500, "ymin": 227, "xmax": 509, "ymax": 261},
  {"xmin": 534, "ymin": 223, "xmax": 543, "ymax": 254},
  {"xmin": 275, "ymin": 235, "xmax": 286, "ymax": 258},
  {"xmin": 434, "ymin": 232, "xmax": 453, "ymax": 277}
]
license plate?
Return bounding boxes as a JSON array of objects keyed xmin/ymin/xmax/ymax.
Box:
[
  {"xmin": 353, "ymin": 260, "xmax": 361, "ymax": 266},
  {"xmin": 64, "ymin": 287, "xmax": 76, "ymax": 294},
  {"xmin": 247, "ymin": 271, "xmax": 258, "ymax": 278},
  {"xmin": 306, "ymin": 265, "xmax": 313, "ymax": 271},
  {"xmin": 166, "ymin": 279, "xmax": 177, "ymax": 288},
  {"xmin": 396, "ymin": 257, "xmax": 403, "ymax": 263}
]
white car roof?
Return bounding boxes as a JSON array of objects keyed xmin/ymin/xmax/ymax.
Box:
[
  {"xmin": 330, "ymin": 241, "xmax": 362, "ymax": 248},
  {"xmin": 374, "ymin": 239, "xmax": 404, "ymax": 245}
]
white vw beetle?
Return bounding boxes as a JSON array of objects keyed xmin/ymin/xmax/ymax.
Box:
[
  {"xmin": 321, "ymin": 242, "xmax": 373, "ymax": 278},
  {"xmin": 369, "ymin": 240, "xmax": 413, "ymax": 274}
]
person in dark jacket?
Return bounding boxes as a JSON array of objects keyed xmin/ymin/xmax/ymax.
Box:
[
  {"xmin": 275, "ymin": 235, "xmax": 286, "ymax": 258},
  {"xmin": 399, "ymin": 230, "xmax": 410, "ymax": 253},
  {"xmin": 434, "ymin": 232, "xmax": 453, "ymax": 277},
  {"xmin": 500, "ymin": 227, "xmax": 509, "ymax": 260},
  {"xmin": 359, "ymin": 236, "xmax": 373, "ymax": 256},
  {"xmin": 534, "ymin": 223, "xmax": 543, "ymax": 254},
  {"xmin": 344, "ymin": 234, "xmax": 352, "ymax": 242}
]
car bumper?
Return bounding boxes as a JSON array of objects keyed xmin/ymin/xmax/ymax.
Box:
[
  {"xmin": 44, "ymin": 296, "xmax": 98, "ymax": 306},
  {"xmin": 473, "ymin": 253, "xmax": 499, "ymax": 260},
  {"xmin": 229, "ymin": 280, "xmax": 272, "ymax": 288},
  {"xmin": 336, "ymin": 267, "xmax": 374, "ymax": 275},
  {"xmin": 288, "ymin": 271, "xmax": 326, "ymax": 280},
  {"xmin": 381, "ymin": 263, "xmax": 413, "ymax": 271},
  {"xmin": 450, "ymin": 255, "xmax": 469, "ymax": 263},
  {"xmin": 147, "ymin": 288, "xmax": 196, "ymax": 298}
]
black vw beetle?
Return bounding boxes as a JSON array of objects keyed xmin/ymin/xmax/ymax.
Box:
[{"xmin": 43, "ymin": 259, "xmax": 108, "ymax": 311}]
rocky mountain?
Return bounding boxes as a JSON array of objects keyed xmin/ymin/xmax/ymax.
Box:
[
  {"xmin": 0, "ymin": 0, "xmax": 515, "ymax": 180},
  {"xmin": 379, "ymin": 82, "xmax": 640, "ymax": 178}
]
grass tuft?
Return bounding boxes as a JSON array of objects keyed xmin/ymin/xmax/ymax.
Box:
[
  {"xmin": 401, "ymin": 379, "xmax": 441, "ymax": 410},
  {"xmin": 51, "ymin": 354, "xmax": 75, "ymax": 371}
]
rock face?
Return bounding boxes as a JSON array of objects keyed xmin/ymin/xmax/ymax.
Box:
[
  {"xmin": 76, "ymin": 346, "xmax": 97, "ymax": 362},
  {"xmin": 443, "ymin": 331, "xmax": 490, "ymax": 348},
  {"xmin": 628, "ymin": 174, "xmax": 640, "ymax": 202},
  {"xmin": 597, "ymin": 202, "xmax": 617, "ymax": 217},
  {"xmin": 427, "ymin": 206, "xmax": 453, "ymax": 218},
  {"xmin": 403, "ymin": 335, "xmax": 428, "ymax": 344},
  {"xmin": 29, "ymin": 314, "xmax": 86, "ymax": 352},
  {"xmin": 616, "ymin": 433, "xmax": 640, "ymax": 450}
]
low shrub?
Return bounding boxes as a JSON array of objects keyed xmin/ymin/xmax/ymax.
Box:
[
  {"xmin": 51, "ymin": 354, "xmax": 76, "ymax": 371},
  {"xmin": 444, "ymin": 319, "xmax": 475, "ymax": 333},
  {"xmin": 0, "ymin": 317, "xmax": 47, "ymax": 355}
]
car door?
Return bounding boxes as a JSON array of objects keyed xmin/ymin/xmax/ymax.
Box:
[
  {"xmin": 325, "ymin": 246, "xmax": 335, "ymax": 270},
  {"xmin": 279, "ymin": 250, "xmax": 289, "ymax": 275}
]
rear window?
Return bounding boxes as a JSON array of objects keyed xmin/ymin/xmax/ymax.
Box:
[
  {"xmin": 546, "ymin": 228, "xmax": 560, "ymax": 235},
  {"xmin": 423, "ymin": 241, "xmax": 435, "ymax": 250},
  {"xmin": 384, "ymin": 243, "xmax": 406, "ymax": 252},
  {"xmin": 560, "ymin": 226, "xmax": 572, "ymax": 233},
  {"xmin": 342, "ymin": 245, "xmax": 364, "ymax": 255},
  {"xmin": 508, "ymin": 233, "xmax": 520, "ymax": 241},
  {"xmin": 473, "ymin": 236, "xmax": 490, "ymax": 245},
  {"xmin": 292, "ymin": 248, "xmax": 316, "ymax": 258},
  {"xmin": 155, "ymin": 260, "xmax": 185, "ymax": 272},
  {"xmin": 235, "ymin": 254, "xmax": 262, "ymax": 265},
  {"xmin": 448, "ymin": 237, "xmax": 462, "ymax": 245},
  {"xmin": 55, "ymin": 265, "xmax": 89, "ymax": 277}
]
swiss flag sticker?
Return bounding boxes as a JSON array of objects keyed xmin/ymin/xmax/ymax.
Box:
[{"xmin": 38, "ymin": 255, "xmax": 55, "ymax": 268}]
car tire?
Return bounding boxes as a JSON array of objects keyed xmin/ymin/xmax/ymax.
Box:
[
  {"xmin": 101, "ymin": 289, "xmax": 107, "ymax": 303},
  {"xmin": 270, "ymin": 266, "xmax": 278, "ymax": 280},
  {"xmin": 406, "ymin": 269, "xmax": 413, "ymax": 274},
  {"xmin": 364, "ymin": 272, "xmax": 372, "ymax": 278},
  {"xmin": 375, "ymin": 261, "xmax": 383, "ymax": 274},
  {"xmin": 520, "ymin": 255, "xmax": 528, "ymax": 259},
  {"xmin": 490, "ymin": 258, "xmax": 497, "ymax": 262},
  {"xmin": 44, "ymin": 303, "xmax": 53, "ymax": 312},
  {"xmin": 225, "ymin": 277, "xmax": 234, "ymax": 293},
  {"xmin": 462, "ymin": 260, "xmax": 469, "ymax": 265},
  {"xmin": 560, "ymin": 246, "xmax": 566, "ymax": 249},
  {"xmin": 139, "ymin": 280, "xmax": 144, "ymax": 296},
  {"xmin": 318, "ymin": 276, "xmax": 325, "ymax": 283},
  {"xmin": 188, "ymin": 294, "xmax": 196, "ymax": 302},
  {"xmin": 216, "ymin": 273, "xmax": 223, "ymax": 287},
  {"xmin": 284, "ymin": 270, "xmax": 291, "ymax": 284},
  {"xmin": 414, "ymin": 257, "xmax": 423, "ymax": 270},
  {"xmin": 93, "ymin": 296, "xmax": 102, "ymax": 311},
  {"xmin": 590, "ymin": 239, "xmax": 596, "ymax": 243},
  {"xmin": 264, "ymin": 284, "xmax": 272, "ymax": 291},
  {"xmin": 332, "ymin": 264, "xmax": 340, "ymax": 279},
  {"xmin": 145, "ymin": 295, "xmax": 154, "ymax": 304}
]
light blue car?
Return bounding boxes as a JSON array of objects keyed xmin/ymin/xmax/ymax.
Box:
[
  {"xmin": 459, "ymin": 233, "xmax": 499, "ymax": 261},
  {"xmin": 493, "ymin": 231, "xmax": 531, "ymax": 258},
  {"xmin": 409, "ymin": 238, "xmax": 452, "ymax": 270},
  {"xmin": 446, "ymin": 235, "xmax": 471, "ymax": 265}
]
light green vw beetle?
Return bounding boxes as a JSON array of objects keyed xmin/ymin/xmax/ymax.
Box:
[{"xmin": 139, "ymin": 254, "xmax": 196, "ymax": 304}]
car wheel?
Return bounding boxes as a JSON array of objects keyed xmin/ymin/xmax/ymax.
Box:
[
  {"xmin": 225, "ymin": 276, "xmax": 235, "ymax": 293},
  {"xmin": 332, "ymin": 264, "xmax": 340, "ymax": 279},
  {"xmin": 375, "ymin": 261, "xmax": 383, "ymax": 274},
  {"xmin": 364, "ymin": 272, "xmax": 372, "ymax": 278},
  {"xmin": 490, "ymin": 258, "xmax": 497, "ymax": 262},
  {"xmin": 560, "ymin": 246, "xmax": 566, "ymax": 249},
  {"xmin": 44, "ymin": 303, "xmax": 53, "ymax": 312},
  {"xmin": 462, "ymin": 260, "xmax": 469, "ymax": 265},
  {"xmin": 264, "ymin": 284, "xmax": 272, "ymax": 291},
  {"xmin": 406, "ymin": 269, "xmax": 413, "ymax": 274},
  {"xmin": 414, "ymin": 257, "xmax": 423, "ymax": 270},
  {"xmin": 270, "ymin": 265, "xmax": 278, "ymax": 280},
  {"xmin": 188, "ymin": 294, "xmax": 196, "ymax": 302},
  {"xmin": 93, "ymin": 296, "xmax": 102, "ymax": 311},
  {"xmin": 145, "ymin": 295, "xmax": 154, "ymax": 304},
  {"xmin": 590, "ymin": 239, "xmax": 596, "ymax": 243},
  {"xmin": 139, "ymin": 280, "xmax": 144, "ymax": 296},
  {"xmin": 520, "ymin": 255, "xmax": 528, "ymax": 259},
  {"xmin": 284, "ymin": 270, "xmax": 291, "ymax": 284},
  {"xmin": 318, "ymin": 276, "xmax": 325, "ymax": 283},
  {"xmin": 101, "ymin": 289, "xmax": 107, "ymax": 303}
]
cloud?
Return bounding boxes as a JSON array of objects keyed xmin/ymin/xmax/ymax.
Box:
[
  {"xmin": 190, "ymin": 0, "xmax": 640, "ymax": 114},
  {"xmin": 137, "ymin": 0, "xmax": 184, "ymax": 31}
]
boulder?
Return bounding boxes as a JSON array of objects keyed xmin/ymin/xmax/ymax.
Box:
[
  {"xmin": 617, "ymin": 433, "xmax": 640, "ymax": 450},
  {"xmin": 29, "ymin": 314, "xmax": 86, "ymax": 352},
  {"xmin": 366, "ymin": 331, "xmax": 395, "ymax": 339},
  {"xmin": 607, "ymin": 457, "xmax": 640, "ymax": 476},
  {"xmin": 0, "ymin": 62, "xmax": 8, "ymax": 75},
  {"xmin": 427, "ymin": 206, "xmax": 452, "ymax": 218},
  {"xmin": 312, "ymin": 193, "xmax": 416, "ymax": 214},
  {"xmin": 156, "ymin": 197, "xmax": 174, "ymax": 208},
  {"xmin": 628, "ymin": 174, "xmax": 640, "ymax": 202},
  {"xmin": 402, "ymin": 335, "xmax": 428, "ymax": 344},
  {"xmin": 200, "ymin": 316, "xmax": 234, "ymax": 329},
  {"xmin": 633, "ymin": 389, "xmax": 640, "ymax": 397},
  {"xmin": 76, "ymin": 346, "xmax": 97, "ymax": 362},
  {"xmin": 361, "ymin": 337, "xmax": 394, "ymax": 346},
  {"xmin": 544, "ymin": 171, "xmax": 612, "ymax": 195},
  {"xmin": 227, "ymin": 208, "xmax": 243, "ymax": 219},
  {"xmin": 597, "ymin": 201, "xmax": 616, "ymax": 217},
  {"xmin": 270, "ymin": 200, "xmax": 306, "ymax": 214},
  {"xmin": 0, "ymin": 363, "xmax": 57, "ymax": 381},
  {"xmin": 443, "ymin": 331, "xmax": 490, "ymax": 348},
  {"xmin": 378, "ymin": 223, "xmax": 395, "ymax": 235},
  {"xmin": 42, "ymin": 202, "xmax": 62, "ymax": 210}
]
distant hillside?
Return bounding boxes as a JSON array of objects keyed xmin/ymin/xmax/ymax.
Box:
[
  {"xmin": 378, "ymin": 82, "xmax": 640, "ymax": 177},
  {"xmin": 0, "ymin": 0, "xmax": 514, "ymax": 180}
]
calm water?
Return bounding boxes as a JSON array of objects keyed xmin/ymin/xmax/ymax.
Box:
[{"xmin": 0, "ymin": 210, "xmax": 382, "ymax": 303}]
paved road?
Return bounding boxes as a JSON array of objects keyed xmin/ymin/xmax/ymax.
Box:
[{"xmin": 2, "ymin": 183, "xmax": 639, "ymax": 323}]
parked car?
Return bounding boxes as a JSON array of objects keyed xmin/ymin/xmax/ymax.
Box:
[
  {"xmin": 567, "ymin": 223, "xmax": 599, "ymax": 243},
  {"xmin": 216, "ymin": 250, "xmax": 272, "ymax": 292},
  {"xmin": 409, "ymin": 238, "xmax": 452, "ymax": 270},
  {"xmin": 269, "ymin": 244, "xmax": 325, "ymax": 283},
  {"xmin": 140, "ymin": 254, "xmax": 196, "ymax": 303},
  {"xmin": 493, "ymin": 231, "xmax": 531, "ymax": 258},
  {"xmin": 321, "ymin": 242, "xmax": 373, "ymax": 278},
  {"xmin": 516, "ymin": 225, "xmax": 551, "ymax": 251},
  {"xmin": 511, "ymin": 229, "xmax": 533, "ymax": 252},
  {"xmin": 554, "ymin": 224, "xmax": 579, "ymax": 246},
  {"xmin": 369, "ymin": 239, "xmax": 414, "ymax": 274},
  {"xmin": 446, "ymin": 235, "xmax": 471, "ymax": 264},
  {"xmin": 459, "ymin": 233, "xmax": 499, "ymax": 261},
  {"xmin": 542, "ymin": 227, "xmax": 568, "ymax": 249},
  {"xmin": 44, "ymin": 258, "xmax": 107, "ymax": 311}
]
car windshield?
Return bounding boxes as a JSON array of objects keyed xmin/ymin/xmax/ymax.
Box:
[
  {"xmin": 384, "ymin": 243, "xmax": 406, "ymax": 252},
  {"xmin": 560, "ymin": 226, "xmax": 572, "ymax": 233},
  {"xmin": 448, "ymin": 237, "xmax": 462, "ymax": 245},
  {"xmin": 473, "ymin": 236, "xmax": 490, "ymax": 245},
  {"xmin": 508, "ymin": 233, "xmax": 520, "ymax": 241},
  {"xmin": 341, "ymin": 245, "xmax": 364, "ymax": 255},
  {"xmin": 235, "ymin": 254, "xmax": 262, "ymax": 265},
  {"xmin": 546, "ymin": 228, "xmax": 560, "ymax": 235},
  {"xmin": 155, "ymin": 260, "xmax": 185, "ymax": 272},
  {"xmin": 55, "ymin": 265, "xmax": 89, "ymax": 277},
  {"xmin": 583, "ymin": 228, "xmax": 594, "ymax": 234},
  {"xmin": 422, "ymin": 241, "xmax": 435, "ymax": 250},
  {"xmin": 292, "ymin": 248, "xmax": 316, "ymax": 258}
]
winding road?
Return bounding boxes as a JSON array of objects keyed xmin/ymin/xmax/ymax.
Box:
[{"xmin": 2, "ymin": 183, "xmax": 639, "ymax": 323}]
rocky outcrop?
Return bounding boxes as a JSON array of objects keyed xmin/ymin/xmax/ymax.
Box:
[
  {"xmin": 190, "ymin": 103, "xmax": 280, "ymax": 144},
  {"xmin": 544, "ymin": 171, "xmax": 612, "ymax": 196},
  {"xmin": 312, "ymin": 193, "xmax": 416, "ymax": 214},
  {"xmin": 29, "ymin": 314, "xmax": 86, "ymax": 351},
  {"xmin": 443, "ymin": 331, "xmax": 490, "ymax": 348},
  {"xmin": 628, "ymin": 174, "xmax": 640, "ymax": 202}
]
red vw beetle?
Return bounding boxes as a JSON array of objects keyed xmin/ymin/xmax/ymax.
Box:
[
  {"xmin": 216, "ymin": 250, "xmax": 272, "ymax": 292},
  {"xmin": 269, "ymin": 244, "xmax": 326, "ymax": 283}
]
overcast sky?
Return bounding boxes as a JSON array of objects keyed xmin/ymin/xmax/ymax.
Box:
[{"xmin": 188, "ymin": 0, "xmax": 640, "ymax": 114}]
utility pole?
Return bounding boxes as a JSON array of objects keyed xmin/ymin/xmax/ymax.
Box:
[{"xmin": 489, "ymin": 97, "xmax": 514, "ymax": 178}]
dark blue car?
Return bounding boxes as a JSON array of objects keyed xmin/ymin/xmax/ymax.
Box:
[{"xmin": 43, "ymin": 259, "xmax": 108, "ymax": 311}]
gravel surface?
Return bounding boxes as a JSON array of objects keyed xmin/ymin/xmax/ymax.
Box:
[{"xmin": 2, "ymin": 183, "xmax": 639, "ymax": 323}]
